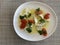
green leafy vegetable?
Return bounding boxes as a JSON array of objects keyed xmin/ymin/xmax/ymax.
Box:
[
  {"xmin": 37, "ymin": 28, "xmax": 47, "ymax": 36},
  {"xmin": 38, "ymin": 30, "xmax": 43, "ymax": 35},
  {"xmin": 19, "ymin": 15, "xmax": 27, "ymax": 19},
  {"xmin": 19, "ymin": 15, "xmax": 24, "ymax": 19},
  {"xmin": 24, "ymin": 14, "xmax": 27, "ymax": 18},
  {"xmin": 28, "ymin": 13, "xmax": 31, "ymax": 17},
  {"xmin": 28, "ymin": 22, "xmax": 32, "ymax": 27},
  {"xmin": 26, "ymin": 27, "xmax": 32, "ymax": 33},
  {"xmin": 24, "ymin": 15, "xmax": 26, "ymax": 17},
  {"xmin": 39, "ymin": 16, "xmax": 42, "ymax": 20},
  {"xmin": 36, "ymin": 8, "xmax": 40, "ymax": 11},
  {"xmin": 40, "ymin": 19, "xmax": 45, "ymax": 23}
]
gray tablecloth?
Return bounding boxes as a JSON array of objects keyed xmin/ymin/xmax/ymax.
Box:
[{"xmin": 0, "ymin": 0, "xmax": 60, "ymax": 45}]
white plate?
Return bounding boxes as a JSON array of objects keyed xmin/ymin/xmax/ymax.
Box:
[{"xmin": 13, "ymin": 1, "xmax": 58, "ymax": 41}]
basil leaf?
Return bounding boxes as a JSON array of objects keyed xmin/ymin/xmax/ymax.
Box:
[
  {"xmin": 19, "ymin": 14, "xmax": 27, "ymax": 19},
  {"xmin": 36, "ymin": 8, "xmax": 40, "ymax": 11},
  {"xmin": 28, "ymin": 13, "xmax": 31, "ymax": 17},
  {"xmin": 38, "ymin": 30, "xmax": 43, "ymax": 35},
  {"xmin": 26, "ymin": 27, "xmax": 32, "ymax": 33},
  {"xmin": 19, "ymin": 15, "xmax": 24, "ymax": 19},
  {"xmin": 28, "ymin": 22, "xmax": 32, "ymax": 27},
  {"xmin": 40, "ymin": 19, "xmax": 45, "ymax": 23},
  {"xmin": 24, "ymin": 15, "xmax": 27, "ymax": 18}
]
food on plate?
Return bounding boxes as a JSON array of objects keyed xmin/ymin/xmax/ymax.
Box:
[
  {"xmin": 35, "ymin": 8, "xmax": 43, "ymax": 15},
  {"xmin": 37, "ymin": 28, "xmax": 47, "ymax": 36},
  {"xmin": 19, "ymin": 8, "xmax": 50, "ymax": 36},
  {"xmin": 20, "ymin": 19, "xmax": 27, "ymax": 29}
]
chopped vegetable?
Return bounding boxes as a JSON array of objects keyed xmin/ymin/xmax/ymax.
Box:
[
  {"xmin": 38, "ymin": 30, "xmax": 43, "ymax": 35},
  {"xmin": 21, "ymin": 19, "xmax": 27, "ymax": 23},
  {"xmin": 26, "ymin": 27, "xmax": 32, "ymax": 33},
  {"xmin": 20, "ymin": 19, "xmax": 27, "ymax": 29},
  {"xmin": 28, "ymin": 22, "xmax": 32, "ymax": 27},
  {"xmin": 19, "ymin": 15, "xmax": 27, "ymax": 19},
  {"xmin": 28, "ymin": 20, "xmax": 35, "ymax": 24},
  {"xmin": 28, "ymin": 13, "xmax": 31, "ymax": 17},
  {"xmin": 37, "ymin": 28, "xmax": 47, "ymax": 36},
  {"xmin": 44, "ymin": 13, "xmax": 50, "ymax": 19},
  {"xmin": 42, "ymin": 28, "xmax": 47, "ymax": 36},
  {"xmin": 36, "ymin": 8, "xmax": 40, "ymax": 11},
  {"xmin": 35, "ymin": 9, "xmax": 43, "ymax": 15},
  {"xmin": 19, "ymin": 15, "xmax": 25, "ymax": 19},
  {"xmin": 40, "ymin": 19, "xmax": 45, "ymax": 23}
]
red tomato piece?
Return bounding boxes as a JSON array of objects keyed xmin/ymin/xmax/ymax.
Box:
[
  {"xmin": 20, "ymin": 19, "xmax": 27, "ymax": 29},
  {"xmin": 28, "ymin": 20, "xmax": 35, "ymax": 24},
  {"xmin": 42, "ymin": 28, "xmax": 46, "ymax": 30},
  {"xmin": 42, "ymin": 28, "xmax": 47, "ymax": 36},
  {"xmin": 44, "ymin": 13, "xmax": 50, "ymax": 19}
]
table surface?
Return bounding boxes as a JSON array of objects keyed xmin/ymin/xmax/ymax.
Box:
[{"xmin": 0, "ymin": 0, "xmax": 60, "ymax": 45}]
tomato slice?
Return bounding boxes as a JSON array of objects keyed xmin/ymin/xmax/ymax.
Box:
[
  {"xmin": 44, "ymin": 13, "xmax": 50, "ymax": 19},
  {"xmin": 42, "ymin": 28, "xmax": 47, "ymax": 36},
  {"xmin": 28, "ymin": 19, "xmax": 35, "ymax": 24},
  {"xmin": 20, "ymin": 19, "xmax": 27, "ymax": 29}
]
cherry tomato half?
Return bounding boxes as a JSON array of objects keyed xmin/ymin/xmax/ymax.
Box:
[
  {"xmin": 44, "ymin": 13, "xmax": 50, "ymax": 19},
  {"xmin": 20, "ymin": 19, "xmax": 27, "ymax": 29},
  {"xmin": 28, "ymin": 20, "xmax": 35, "ymax": 24},
  {"xmin": 42, "ymin": 28, "xmax": 47, "ymax": 36}
]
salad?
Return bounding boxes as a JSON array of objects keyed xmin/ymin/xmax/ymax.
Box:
[{"xmin": 19, "ymin": 8, "xmax": 50, "ymax": 36}]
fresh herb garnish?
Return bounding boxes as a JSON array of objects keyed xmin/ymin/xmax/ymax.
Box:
[
  {"xmin": 28, "ymin": 13, "xmax": 31, "ymax": 17},
  {"xmin": 19, "ymin": 15, "xmax": 27, "ymax": 19},
  {"xmin": 24, "ymin": 15, "xmax": 26, "ymax": 17},
  {"xmin": 40, "ymin": 19, "xmax": 45, "ymax": 23},
  {"xmin": 19, "ymin": 15, "xmax": 25, "ymax": 19},
  {"xmin": 37, "ymin": 28, "xmax": 47, "ymax": 36},
  {"xmin": 36, "ymin": 8, "xmax": 40, "ymax": 11},
  {"xmin": 28, "ymin": 22, "xmax": 32, "ymax": 27},
  {"xmin": 26, "ymin": 27, "xmax": 32, "ymax": 33},
  {"xmin": 38, "ymin": 30, "xmax": 43, "ymax": 35}
]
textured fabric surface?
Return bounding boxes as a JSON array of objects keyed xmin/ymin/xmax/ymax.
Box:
[{"xmin": 0, "ymin": 0, "xmax": 60, "ymax": 45}]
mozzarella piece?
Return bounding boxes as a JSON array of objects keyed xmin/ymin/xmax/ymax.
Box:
[
  {"xmin": 39, "ymin": 14, "xmax": 44, "ymax": 19},
  {"xmin": 34, "ymin": 16, "xmax": 38, "ymax": 24}
]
